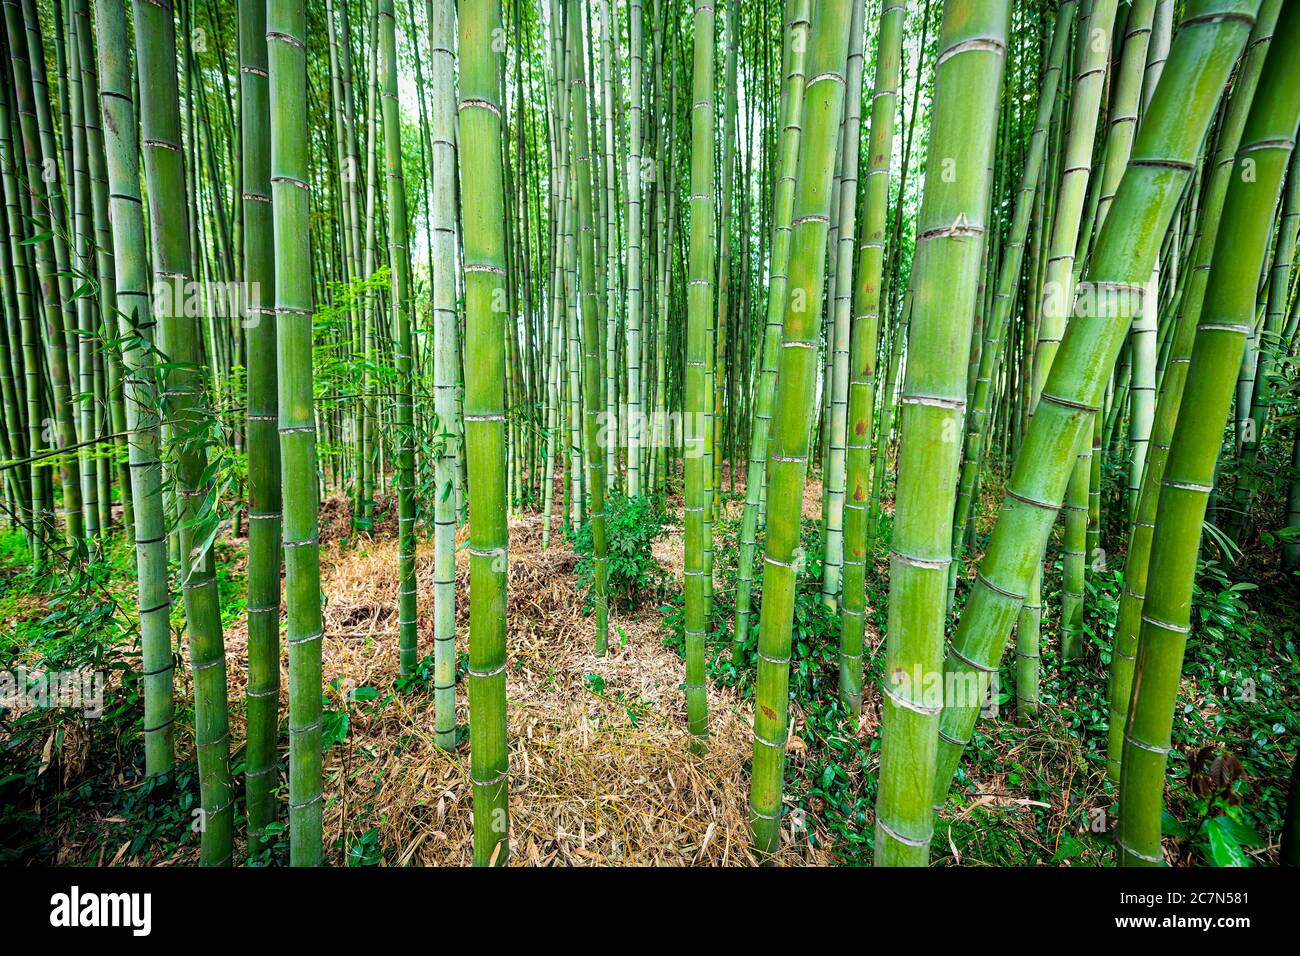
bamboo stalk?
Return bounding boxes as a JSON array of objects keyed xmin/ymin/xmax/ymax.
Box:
[
  {"xmin": 1118, "ymin": 5, "xmax": 1299, "ymax": 865},
  {"xmin": 268, "ymin": 0, "xmax": 323, "ymax": 866}
]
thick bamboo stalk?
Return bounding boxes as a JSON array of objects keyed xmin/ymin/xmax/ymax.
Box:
[
  {"xmin": 378, "ymin": 0, "xmax": 419, "ymax": 676},
  {"xmin": 132, "ymin": 0, "xmax": 232, "ymax": 867},
  {"xmin": 874, "ymin": 0, "xmax": 1007, "ymax": 867},
  {"xmin": 947, "ymin": 0, "xmax": 1077, "ymax": 620},
  {"xmin": 683, "ymin": 0, "xmax": 716, "ymax": 741},
  {"xmin": 1118, "ymin": 7, "xmax": 1298, "ymax": 865},
  {"xmin": 1105, "ymin": 0, "xmax": 1281, "ymax": 782},
  {"xmin": 542, "ymin": 0, "xmax": 571, "ymax": 548},
  {"xmin": 95, "ymin": 0, "xmax": 173, "ymax": 779},
  {"xmin": 933, "ymin": 0, "xmax": 1263, "ymax": 810},
  {"xmin": 1042, "ymin": 0, "xmax": 1118, "ymax": 668},
  {"xmin": 819, "ymin": 0, "xmax": 865, "ymax": 611},
  {"xmin": 268, "ymin": 0, "xmax": 323, "ymax": 866},
  {"xmin": 569, "ymin": 0, "xmax": 609, "ymax": 656},
  {"xmin": 1235, "ymin": 148, "xmax": 1300, "ymax": 517},
  {"xmin": 429, "ymin": 0, "xmax": 459, "ymax": 750},
  {"xmin": 625, "ymin": 0, "xmax": 644, "ymax": 496},
  {"xmin": 238, "ymin": 0, "xmax": 281, "ymax": 850},
  {"xmin": 732, "ymin": 0, "xmax": 809, "ymax": 660},
  {"xmin": 459, "ymin": 0, "xmax": 511, "ymax": 867}
]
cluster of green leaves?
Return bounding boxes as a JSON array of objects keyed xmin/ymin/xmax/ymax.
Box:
[
  {"xmin": 0, "ymin": 531, "xmax": 193, "ymax": 863},
  {"xmin": 583, "ymin": 672, "xmax": 653, "ymax": 730},
  {"xmin": 572, "ymin": 492, "xmax": 668, "ymax": 613},
  {"xmin": 1162, "ymin": 747, "xmax": 1263, "ymax": 867}
]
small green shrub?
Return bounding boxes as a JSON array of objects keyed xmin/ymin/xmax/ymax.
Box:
[{"xmin": 572, "ymin": 492, "xmax": 667, "ymax": 612}]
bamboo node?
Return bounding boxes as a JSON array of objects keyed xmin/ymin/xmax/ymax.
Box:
[{"xmin": 876, "ymin": 817, "xmax": 931, "ymax": 848}]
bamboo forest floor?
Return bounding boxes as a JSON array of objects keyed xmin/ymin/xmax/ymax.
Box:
[
  {"xmin": 270, "ymin": 508, "xmax": 830, "ymax": 866},
  {"xmin": 1, "ymin": 469, "xmax": 1296, "ymax": 866}
]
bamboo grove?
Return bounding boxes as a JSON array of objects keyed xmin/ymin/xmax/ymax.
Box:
[{"xmin": 0, "ymin": 0, "xmax": 1298, "ymax": 869}]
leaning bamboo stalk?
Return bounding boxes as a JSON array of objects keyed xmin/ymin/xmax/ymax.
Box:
[
  {"xmin": 1104, "ymin": 0, "xmax": 1281, "ymax": 781},
  {"xmin": 3, "ymin": 0, "xmax": 84, "ymax": 546},
  {"xmin": 933, "ymin": 0, "xmax": 1263, "ymax": 809},
  {"xmin": 1235, "ymin": 147, "xmax": 1300, "ymax": 517},
  {"xmin": 0, "ymin": 23, "xmax": 45, "ymax": 562},
  {"xmin": 1118, "ymin": 6, "xmax": 1299, "ymax": 865}
]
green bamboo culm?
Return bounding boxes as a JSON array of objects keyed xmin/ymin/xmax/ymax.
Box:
[
  {"xmin": 378, "ymin": 0, "xmax": 419, "ymax": 676},
  {"xmin": 74, "ymin": 0, "xmax": 130, "ymax": 544},
  {"xmin": 459, "ymin": 0, "xmax": 511, "ymax": 867},
  {"xmin": 268, "ymin": 0, "xmax": 324, "ymax": 867},
  {"xmin": 749, "ymin": 0, "xmax": 856, "ymax": 859},
  {"xmin": 732, "ymin": 0, "xmax": 810, "ymax": 661},
  {"xmin": 947, "ymin": 0, "xmax": 1077, "ymax": 621},
  {"xmin": 624, "ymin": 0, "xmax": 644, "ymax": 497},
  {"xmin": 818, "ymin": 0, "xmax": 866, "ymax": 612},
  {"xmin": 3, "ymin": 0, "xmax": 84, "ymax": 549},
  {"xmin": 132, "ymin": 0, "xmax": 232, "ymax": 866},
  {"xmin": 1117, "ymin": 5, "xmax": 1299, "ymax": 866},
  {"xmin": 838, "ymin": 0, "xmax": 904, "ymax": 714},
  {"xmin": 0, "ymin": 24, "xmax": 47, "ymax": 566},
  {"xmin": 540, "ymin": 0, "xmax": 568, "ymax": 550},
  {"xmin": 568, "ymin": 0, "xmax": 609, "ymax": 656},
  {"xmin": 429, "ymin": 0, "xmax": 459, "ymax": 751},
  {"xmin": 1104, "ymin": 0, "xmax": 1282, "ymax": 783},
  {"xmin": 683, "ymin": 0, "xmax": 716, "ymax": 741},
  {"xmin": 0, "ymin": 23, "xmax": 29, "ymax": 546},
  {"xmin": 1233, "ymin": 114, "xmax": 1300, "ymax": 521},
  {"xmin": 68, "ymin": 0, "xmax": 100, "ymax": 550},
  {"xmin": 1091, "ymin": 0, "xmax": 1159, "ymax": 526},
  {"xmin": 932, "ymin": 0, "xmax": 1263, "ymax": 810},
  {"xmin": 873, "ymin": 0, "xmax": 1008, "ymax": 867},
  {"xmin": 94, "ymin": 0, "xmax": 174, "ymax": 778},
  {"xmin": 239, "ymin": 0, "xmax": 281, "ymax": 851},
  {"xmin": 1038, "ymin": 0, "xmax": 1120, "ymax": 669}
]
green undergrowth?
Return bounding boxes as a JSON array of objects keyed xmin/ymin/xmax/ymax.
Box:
[{"xmin": 658, "ymin": 480, "xmax": 1298, "ymax": 866}]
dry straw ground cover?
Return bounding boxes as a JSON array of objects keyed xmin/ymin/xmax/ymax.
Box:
[{"xmin": 220, "ymin": 502, "xmax": 833, "ymax": 866}]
